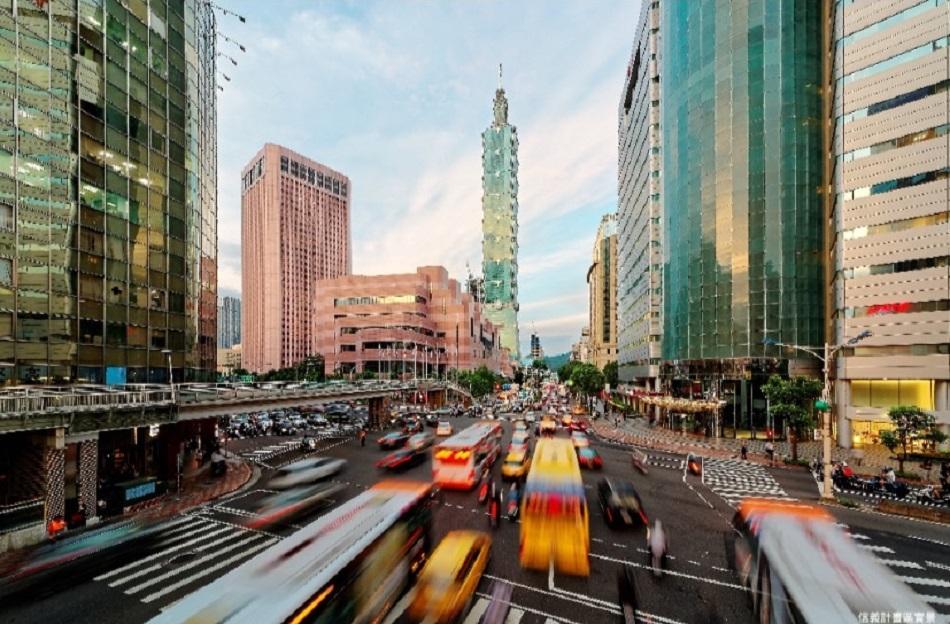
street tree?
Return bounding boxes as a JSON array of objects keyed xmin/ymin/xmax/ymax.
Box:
[
  {"xmin": 557, "ymin": 360, "xmax": 578, "ymax": 384},
  {"xmin": 603, "ymin": 361, "xmax": 619, "ymax": 388},
  {"xmin": 881, "ymin": 405, "xmax": 941, "ymax": 473},
  {"xmin": 532, "ymin": 358, "xmax": 548, "ymax": 371},
  {"xmin": 456, "ymin": 366, "xmax": 499, "ymax": 398},
  {"xmin": 569, "ymin": 363, "xmax": 605, "ymax": 398},
  {"xmin": 762, "ymin": 374, "xmax": 822, "ymax": 461}
]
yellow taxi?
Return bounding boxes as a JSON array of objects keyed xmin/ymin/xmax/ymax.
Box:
[
  {"xmin": 407, "ymin": 531, "xmax": 492, "ymax": 624},
  {"xmin": 501, "ymin": 450, "xmax": 531, "ymax": 480}
]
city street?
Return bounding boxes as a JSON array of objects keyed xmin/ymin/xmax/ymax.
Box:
[{"xmin": 2, "ymin": 415, "xmax": 949, "ymax": 624}]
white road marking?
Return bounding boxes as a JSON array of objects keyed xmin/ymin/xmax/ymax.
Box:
[
  {"xmin": 463, "ymin": 597, "xmax": 491, "ymax": 624},
  {"xmin": 591, "ymin": 537, "xmax": 604, "ymax": 543},
  {"xmin": 612, "ymin": 542, "xmax": 626, "ymax": 548},
  {"xmin": 917, "ymin": 594, "xmax": 950, "ymax": 606},
  {"xmin": 898, "ymin": 575, "xmax": 950, "ymax": 589},
  {"xmin": 859, "ymin": 544, "xmax": 896, "ymax": 554},
  {"xmin": 125, "ymin": 533, "xmax": 262, "ymax": 594},
  {"xmin": 547, "ymin": 563, "xmax": 620, "ymax": 611},
  {"xmin": 473, "ymin": 591, "xmax": 581, "ymax": 624},
  {"xmin": 141, "ymin": 539, "xmax": 276, "ymax": 603},
  {"xmin": 879, "ymin": 559, "xmax": 924, "ymax": 570},
  {"xmin": 925, "ymin": 560, "xmax": 950, "ymax": 573},
  {"xmin": 589, "ymin": 553, "xmax": 745, "ymax": 590},
  {"xmin": 95, "ymin": 524, "xmax": 231, "ymax": 581},
  {"xmin": 109, "ymin": 529, "xmax": 250, "ymax": 587}
]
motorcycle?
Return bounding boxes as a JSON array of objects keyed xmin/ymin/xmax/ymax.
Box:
[
  {"xmin": 631, "ymin": 451, "xmax": 649, "ymax": 475},
  {"xmin": 686, "ymin": 454, "xmax": 702, "ymax": 476},
  {"xmin": 507, "ymin": 486, "xmax": 520, "ymax": 522},
  {"xmin": 647, "ymin": 521, "xmax": 668, "ymax": 578},
  {"xmin": 916, "ymin": 485, "xmax": 950, "ymax": 507},
  {"xmin": 478, "ymin": 481, "xmax": 490, "ymax": 505},
  {"xmin": 488, "ymin": 496, "xmax": 501, "ymax": 529},
  {"xmin": 616, "ymin": 566, "xmax": 638, "ymax": 624}
]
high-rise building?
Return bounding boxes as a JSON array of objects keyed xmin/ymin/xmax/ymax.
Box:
[
  {"xmin": 217, "ymin": 296, "xmax": 241, "ymax": 349},
  {"xmin": 661, "ymin": 1, "xmax": 824, "ymax": 427},
  {"xmin": 826, "ymin": 0, "xmax": 950, "ymax": 446},
  {"xmin": 588, "ymin": 213, "xmax": 618, "ymax": 370},
  {"xmin": 241, "ymin": 144, "xmax": 351, "ymax": 373},
  {"xmin": 0, "ymin": 0, "xmax": 217, "ymax": 384},
  {"xmin": 618, "ymin": 0, "xmax": 663, "ymax": 390},
  {"xmin": 571, "ymin": 327, "xmax": 591, "ymax": 364},
  {"xmin": 530, "ymin": 332, "xmax": 543, "ymax": 360},
  {"xmin": 481, "ymin": 66, "xmax": 520, "ymax": 361}
]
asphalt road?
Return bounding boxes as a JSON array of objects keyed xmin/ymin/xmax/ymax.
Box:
[{"xmin": 2, "ymin": 414, "xmax": 949, "ymax": 624}]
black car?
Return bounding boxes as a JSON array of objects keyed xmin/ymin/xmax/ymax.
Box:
[
  {"xmin": 376, "ymin": 448, "xmax": 427, "ymax": 471},
  {"xmin": 597, "ymin": 478, "xmax": 648, "ymax": 528},
  {"xmin": 377, "ymin": 431, "xmax": 411, "ymax": 449}
]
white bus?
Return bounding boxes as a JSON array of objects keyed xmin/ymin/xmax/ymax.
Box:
[
  {"xmin": 150, "ymin": 480, "xmax": 434, "ymax": 624},
  {"xmin": 733, "ymin": 499, "xmax": 933, "ymax": 623},
  {"xmin": 431, "ymin": 421, "xmax": 502, "ymax": 490}
]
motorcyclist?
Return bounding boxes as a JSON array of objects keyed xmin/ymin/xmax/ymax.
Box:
[
  {"xmin": 647, "ymin": 519, "xmax": 668, "ymax": 577},
  {"xmin": 489, "ymin": 487, "xmax": 502, "ymax": 529},
  {"xmin": 631, "ymin": 450, "xmax": 648, "ymax": 474},
  {"xmin": 507, "ymin": 482, "xmax": 520, "ymax": 521}
]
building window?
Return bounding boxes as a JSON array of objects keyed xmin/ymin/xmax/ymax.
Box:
[
  {"xmin": 0, "ymin": 258, "xmax": 11, "ymax": 287},
  {"xmin": 0, "ymin": 203, "xmax": 12, "ymax": 230},
  {"xmin": 280, "ymin": 156, "xmax": 288, "ymax": 172}
]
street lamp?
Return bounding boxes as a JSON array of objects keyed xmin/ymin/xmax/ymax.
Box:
[
  {"xmin": 763, "ymin": 329, "xmax": 872, "ymax": 500},
  {"xmin": 161, "ymin": 349, "xmax": 175, "ymax": 402}
]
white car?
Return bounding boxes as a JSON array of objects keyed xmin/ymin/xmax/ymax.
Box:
[
  {"xmin": 268, "ymin": 457, "xmax": 346, "ymax": 489},
  {"xmin": 436, "ymin": 421, "xmax": 453, "ymax": 437}
]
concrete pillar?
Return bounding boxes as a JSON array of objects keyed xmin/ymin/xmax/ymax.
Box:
[
  {"xmin": 936, "ymin": 380, "xmax": 949, "ymax": 451},
  {"xmin": 43, "ymin": 428, "xmax": 66, "ymax": 527},
  {"xmin": 368, "ymin": 396, "xmax": 388, "ymax": 430},
  {"xmin": 78, "ymin": 438, "xmax": 99, "ymax": 523},
  {"xmin": 835, "ymin": 379, "xmax": 852, "ymax": 450}
]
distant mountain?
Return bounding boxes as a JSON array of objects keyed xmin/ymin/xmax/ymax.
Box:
[{"xmin": 544, "ymin": 352, "xmax": 570, "ymax": 370}]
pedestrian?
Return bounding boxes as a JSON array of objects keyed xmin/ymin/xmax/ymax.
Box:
[
  {"xmin": 359, "ymin": 429, "xmax": 366, "ymax": 447},
  {"xmin": 740, "ymin": 443, "xmax": 748, "ymax": 461},
  {"xmin": 764, "ymin": 440, "xmax": 774, "ymax": 466}
]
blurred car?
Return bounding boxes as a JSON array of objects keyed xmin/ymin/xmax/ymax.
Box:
[
  {"xmin": 508, "ymin": 432, "xmax": 531, "ymax": 454},
  {"xmin": 501, "ymin": 451, "xmax": 531, "ymax": 480},
  {"xmin": 513, "ymin": 420, "xmax": 529, "ymax": 433},
  {"xmin": 569, "ymin": 419, "xmax": 589, "ymax": 433},
  {"xmin": 404, "ymin": 420, "xmax": 424, "ymax": 434},
  {"xmin": 561, "ymin": 413, "xmax": 573, "ymax": 428},
  {"xmin": 577, "ymin": 447, "xmax": 603, "ymax": 470},
  {"xmin": 376, "ymin": 448, "xmax": 426, "ymax": 471},
  {"xmin": 301, "ymin": 436, "xmax": 318, "ymax": 451},
  {"xmin": 597, "ymin": 478, "xmax": 648, "ymax": 527},
  {"xmin": 524, "ymin": 413, "xmax": 537, "ymax": 423},
  {"xmin": 268, "ymin": 457, "xmax": 346, "ymax": 490},
  {"xmin": 378, "ymin": 431, "xmax": 410, "ymax": 449},
  {"xmin": 245, "ymin": 482, "xmax": 342, "ymax": 529},
  {"xmin": 539, "ymin": 417, "xmax": 557, "ymax": 436},
  {"xmin": 308, "ymin": 415, "xmax": 328, "ymax": 428},
  {"xmin": 407, "ymin": 531, "xmax": 491, "ymax": 624},
  {"xmin": 408, "ymin": 432, "xmax": 435, "ymax": 451},
  {"xmin": 570, "ymin": 431, "xmax": 589, "ymax": 449},
  {"xmin": 436, "ymin": 421, "xmax": 453, "ymax": 437}
]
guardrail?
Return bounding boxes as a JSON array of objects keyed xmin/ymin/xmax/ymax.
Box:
[
  {"xmin": 0, "ymin": 379, "xmax": 468, "ymax": 423},
  {"xmin": 0, "ymin": 498, "xmax": 44, "ymax": 535}
]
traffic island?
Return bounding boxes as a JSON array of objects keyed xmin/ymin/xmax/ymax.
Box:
[{"xmin": 876, "ymin": 499, "xmax": 950, "ymax": 524}]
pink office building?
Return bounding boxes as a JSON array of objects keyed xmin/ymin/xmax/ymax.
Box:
[
  {"xmin": 313, "ymin": 266, "xmax": 513, "ymax": 378},
  {"xmin": 241, "ymin": 144, "xmax": 351, "ymax": 372}
]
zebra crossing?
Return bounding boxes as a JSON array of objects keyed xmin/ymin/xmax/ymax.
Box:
[
  {"xmin": 700, "ymin": 457, "xmax": 794, "ymax": 507},
  {"xmin": 93, "ymin": 514, "xmax": 278, "ymax": 607}
]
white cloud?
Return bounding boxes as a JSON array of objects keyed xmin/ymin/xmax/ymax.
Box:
[{"xmin": 520, "ymin": 291, "xmax": 588, "ymax": 313}]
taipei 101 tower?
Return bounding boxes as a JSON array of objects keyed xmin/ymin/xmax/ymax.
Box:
[{"xmin": 480, "ymin": 65, "xmax": 521, "ymax": 361}]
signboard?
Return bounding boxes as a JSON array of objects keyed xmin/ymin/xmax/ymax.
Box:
[{"xmin": 105, "ymin": 366, "xmax": 127, "ymax": 385}]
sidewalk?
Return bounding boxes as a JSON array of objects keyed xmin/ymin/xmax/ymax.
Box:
[
  {"xmin": 591, "ymin": 416, "xmax": 919, "ymax": 477},
  {"xmin": 125, "ymin": 453, "xmax": 253, "ymax": 518}
]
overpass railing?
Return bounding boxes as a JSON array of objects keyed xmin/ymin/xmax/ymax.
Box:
[{"xmin": 0, "ymin": 385, "xmax": 172, "ymax": 417}]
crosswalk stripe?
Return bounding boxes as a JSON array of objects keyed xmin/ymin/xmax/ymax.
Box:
[
  {"xmin": 95, "ymin": 524, "xmax": 232, "ymax": 581},
  {"xmin": 463, "ymin": 597, "xmax": 490, "ymax": 624},
  {"xmin": 107, "ymin": 529, "xmax": 250, "ymax": 587},
  {"xmin": 879, "ymin": 559, "xmax": 924, "ymax": 570},
  {"xmin": 859, "ymin": 544, "xmax": 895, "ymax": 554},
  {"xmin": 124, "ymin": 533, "xmax": 264, "ymax": 595},
  {"xmin": 897, "ymin": 575, "xmax": 950, "ymax": 589},
  {"xmin": 141, "ymin": 538, "xmax": 277, "ymax": 604}
]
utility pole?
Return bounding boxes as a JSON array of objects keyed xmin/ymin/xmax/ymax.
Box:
[{"xmin": 763, "ymin": 329, "xmax": 871, "ymax": 500}]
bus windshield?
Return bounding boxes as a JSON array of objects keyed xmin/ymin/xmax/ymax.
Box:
[{"xmin": 149, "ymin": 480, "xmax": 434, "ymax": 624}]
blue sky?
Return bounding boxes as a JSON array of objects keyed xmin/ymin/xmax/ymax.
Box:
[{"xmin": 216, "ymin": 0, "xmax": 638, "ymax": 357}]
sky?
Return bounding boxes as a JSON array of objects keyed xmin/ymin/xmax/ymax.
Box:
[{"xmin": 216, "ymin": 0, "xmax": 639, "ymax": 357}]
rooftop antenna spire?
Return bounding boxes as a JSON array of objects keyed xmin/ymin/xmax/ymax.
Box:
[{"xmin": 498, "ymin": 63, "xmax": 503, "ymax": 90}]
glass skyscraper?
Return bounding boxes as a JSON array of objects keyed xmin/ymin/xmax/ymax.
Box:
[
  {"xmin": 481, "ymin": 68, "xmax": 520, "ymax": 361},
  {"xmin": 661, "ymin": 0, "xmax": 824, "ymax": 369},
  {"xmin": 0, "ymin": 0, "xmax": 218, "ymax": 385}
]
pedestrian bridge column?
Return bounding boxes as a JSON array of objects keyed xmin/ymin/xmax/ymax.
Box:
[
  {"xmin": 42, "ymin": 428, "xmax": 66, "ymax": 532},
  {"xmin": 368, "ymin": 396, "xmax": 389, "ymax": 430}
]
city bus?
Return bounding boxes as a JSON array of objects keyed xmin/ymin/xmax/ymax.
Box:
[
  {"xmin": 431, "ymin": 421, "xmax": 503, "ymax": 489},
  {"xmin": 149, "ymin": 480, "xmax": 434, "ymax": 624},
  {"xmin": 520, "ymin": 438, "xmax": 589, "ymax": 576},
  {"xmin": 733, "ymin": 499, "xmax": 932, "ymax": 623}
]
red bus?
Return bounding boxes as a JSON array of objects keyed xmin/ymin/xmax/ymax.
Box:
[{"xmin": 432, "ymin": 421, "xmax": 502, "ymax": 489}]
